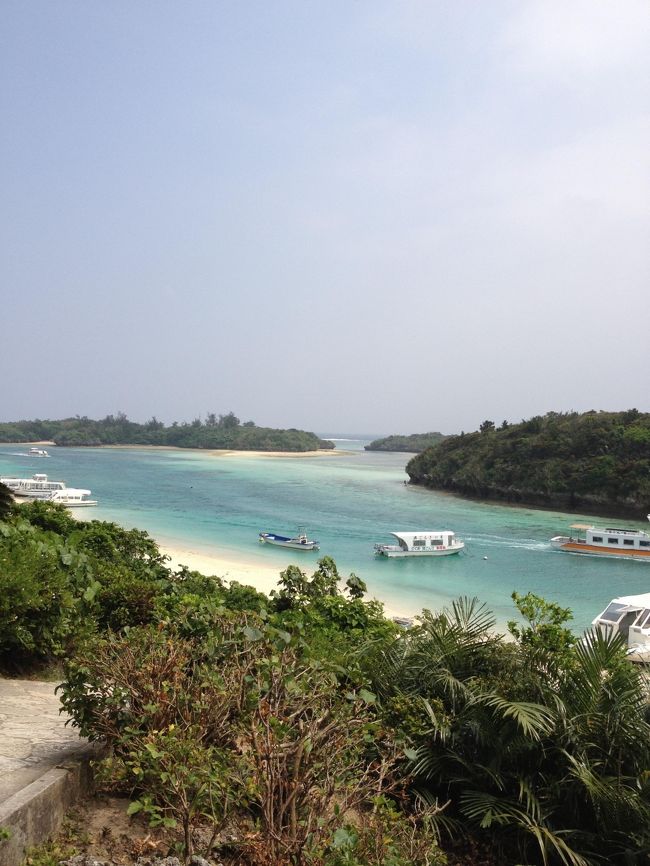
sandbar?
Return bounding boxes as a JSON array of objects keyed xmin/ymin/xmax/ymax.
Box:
[{"xmin": 96, "ymin": 445, "xmax": 344, "ymax": 458}]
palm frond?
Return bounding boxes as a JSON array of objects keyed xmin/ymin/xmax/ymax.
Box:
[
  {"xmin": 460, "ymin": 792, "xmax": 592, "ymax": 866},
  {"xmin": 474, "ymin": 693, "xmax": 555, "ymax": 740}
]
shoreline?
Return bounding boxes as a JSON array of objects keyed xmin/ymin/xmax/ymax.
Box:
[
  {"xmin": 112, "ymin": 445, "xmax": 343, "ymax": 459},
  {"xmin": 8, "ymin": 442, "xmax": 344, "ymax": 459},
  {"xmin": 157, "ymin": 538, "xmax": 416, "ymax": 621}
]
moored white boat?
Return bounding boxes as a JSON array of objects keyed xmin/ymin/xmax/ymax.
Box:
[
  {"xmin": 374, "ymin": 530, "xmax": 464, "ymax": 557},
  {"xmin": 48, "ymin": 488, "xmax": 97, "ymax": 507},
  {"xmin": 6, "ymin": 474, "xmax": 67, "ymax": 499},
  {"xmin": 592, "ymin": 593, "xmax": 650, "ymax": 651},
  {"xmin": 259, "ymin": 530, "xmax": 320, "ymax": 551},
  {"xmin": 551, "ymin": 517, "xmax": 650, "ymax": 561},
  {"xmin": 1, "ymin": 476, "xmax": 23, "ymax": 491}
]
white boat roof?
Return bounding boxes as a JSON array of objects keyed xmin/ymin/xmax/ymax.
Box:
[
  {"xmin": 390, "ymin": 530, "xmax": 454, "ymax": 541},
  {"xmin": 52, "ymin": 488, "xmax": 91, "ymax": 496},
  {"xmin": 571, "ymin": 522, "xmax": 649, "ymax": 537},
  {"xmin": 602, "ymin": 593, "xmax": 650, "ymax": 610}
]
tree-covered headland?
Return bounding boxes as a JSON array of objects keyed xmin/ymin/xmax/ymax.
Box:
[
  {"xmin": 365, "ymin": 431, "xmax": 447, "ymax": 452},
  {"xmin": 2, "ymin": 493, "xmax": 650, "ymax": 865},
  {"xmin": 0, "ymin": 412, "xmax": 334, "ymax": 451},
  {"xmin": 407, "ymin": 410, "xmax": 650, "ymax": 518}
]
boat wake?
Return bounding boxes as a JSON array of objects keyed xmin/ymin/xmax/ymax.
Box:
[{"xmin": 466, "ymin": 535, "xmax": 549, "ymax": 552}]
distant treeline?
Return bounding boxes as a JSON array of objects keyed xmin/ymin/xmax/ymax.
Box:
[
  {"xmin": 365, "ymin": 431, "xmax": 446, "ymax": 452},
  {"xmin": 407, "ymin": 410, "xmax": 650, "ymax": 518},
  {"xmin": 0, "ymin": 413, "xmax": 334, "ymax": 452}
]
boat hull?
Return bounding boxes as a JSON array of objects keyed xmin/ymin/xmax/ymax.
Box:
[
  {"xmin": 551, "ymin": 539, "xmax": 650, "ymax": 561},
  {"xmin": 376, "ymin": 545, "xmax": 464, "ymax": 558},
  {"xmin": 14, "ymin": 491, "xmax": 64, "ymax": 499},
  {"xmin": 259, "ymin": 533, "xmax": 320, "ymax": 551}
]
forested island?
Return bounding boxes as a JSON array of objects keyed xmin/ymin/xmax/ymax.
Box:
[
  {"xmin": 2, "ymin": 494, "xmax": 650, "ymax": 865},
  {"xmin": 0, "ymin": 413, "xmax": 334, "ymax": 452},
  {"xmin": 365, "ymin": 431, "xmax": 446, "ymax": 452},
  {"xmin": 407, "ymin": 409, "xmax": 650, "ymax": 518}
]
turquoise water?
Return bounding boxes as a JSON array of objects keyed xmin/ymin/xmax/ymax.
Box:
[{"xmin": 2, "ymin": 443, "xmax": 649, "ymax": 632}]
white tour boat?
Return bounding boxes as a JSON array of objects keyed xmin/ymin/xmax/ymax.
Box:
[
  {"xmin": 551, "ymin": 517, "xmax": 650, "ymax": 561},
  {"xmin": 28, "ymin": 447, "xmax": 49, "ymax": 457},
  {"xmin": 1, "ymin": 476, "xmax": 23, "ymax": 491},
  {"xmin": 259, "ymin": 530, "xmax": 320, "ymax": 551},
  {"xmin": 592, "ymin": 593, "xmax": 650, "ymax": 651},
  {"xmin": 48, "ymin": 488, "xmax": 97, "ymax": 507},
  {"xmin": 11, "ymin": 474, "xmax": 67, "ymax": 499},
  {"xmin": 374, "ymin": 530, "xmax": 464, "ymax": 557}
]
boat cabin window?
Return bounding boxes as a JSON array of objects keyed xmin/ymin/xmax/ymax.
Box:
[
  {"xmin": 412, "ymin": 539, "xmax": 426, "ymax": 548},
  {"xmin": 607, "ymin": 537, "xmax": 619, "ymax": 544},
  {"xmin": 624, "ymin": 539, "xmax": 635, "ymax": 546},
  {"xmin": 640, "ymin": 540, "xmax": 650, "ymax": 548},
  {"xmin": 618, "ymin": 611, "xmax": 641, "ymax": 641},
  {"xmin": 599, "ymin": 603, "xmax": 632, "ymax": 623},
  {"xmin": 431, "ymin": 538, "xmax": 443, "ymax": 546},
  {"xmin": 637, "ymin": 610, "xmax": 650, "ymax": 628},
  {"xmin": 592, "ymin": 536, "xmax": 603, "ymax": 542}
]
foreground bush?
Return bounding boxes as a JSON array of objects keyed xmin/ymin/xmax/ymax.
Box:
[
  {"xmin": 362, "ymin": 596, "xmax": 650, "ymax": 866},
  {"xmin": 60, "ymin": 612, "xmax": 446, "ymax": 865},
  {"xmin": 0, "ymin": 514, "xmax": 95, "ymax": 661},
  {"xmin": 5, "ymin": 499, "xmax": 650, "ymax": 864}
]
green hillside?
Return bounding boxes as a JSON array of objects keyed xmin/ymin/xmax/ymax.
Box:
[
  {"xmin": 0, "ymin": 413, "xmax": 334, "ymax": 452},
  {"xmin": 407, "ymin": 410, "xmax": 650, "ymax": 517},
  {"xmin": 365, "ymin": 431, "xmax": 446, "ymax": 452}
]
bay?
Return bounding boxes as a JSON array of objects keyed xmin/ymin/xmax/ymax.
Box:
[{"xmin": 2, "ymin": 442, "xmax": 649, "ymax": 632}]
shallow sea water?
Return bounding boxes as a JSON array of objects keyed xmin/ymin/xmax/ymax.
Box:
[{"xmin": 2, "ymin": 442, "xmax": 649, "ymax": 632}]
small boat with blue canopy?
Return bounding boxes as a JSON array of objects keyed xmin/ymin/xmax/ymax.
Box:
[{"xmin": 259, "ymin": 529, "xmax": 320, "ymax": 551}]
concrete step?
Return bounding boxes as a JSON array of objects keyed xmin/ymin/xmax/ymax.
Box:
[{"xmin": 0, "ymin": 679, "xmax": 99, "ymax": 866}]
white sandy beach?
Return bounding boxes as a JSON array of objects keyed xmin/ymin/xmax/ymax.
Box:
[
  {"xmin": 157, "ymin": 540, "xmax": 414, "ymax": 621},
  {"xmin": 159, "ymin": 541, "xmax": 289, "ymax": 598},
  {"xmin": 96, "ymin": 443, "xmax": 344, "ymax": 458},
  {"xmin": 35, "ymin": 443, "xmax": 345, "ymax": 459}
]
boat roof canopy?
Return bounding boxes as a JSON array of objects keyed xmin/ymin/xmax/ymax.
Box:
[
  {"xmin": 601, "ymin": 593, "xmax": 650, "ymax": 610},
  {"xmin": 390, "ymin": 530, "xmax": 453, "ymax": 541}
]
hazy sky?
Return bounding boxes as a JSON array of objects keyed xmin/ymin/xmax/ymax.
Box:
[{"xmin": 2, "ymin": 1, "xmax": 648, "ymax": 435}]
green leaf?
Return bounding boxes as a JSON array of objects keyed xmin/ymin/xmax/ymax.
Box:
[
  {"xmin": 358, "ymin": 688, "xmax": 376, "ymax": 704},
  {"xmin": 332, "ymin": 827, "xmax": 355, "ymax": 849},
  {"xmin": 126, "ymin": 800, "xmax": 143, "ymax": 816}
]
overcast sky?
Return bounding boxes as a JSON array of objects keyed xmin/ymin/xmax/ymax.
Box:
[{"xmin": 1, "ymin": 1, "xmax": 648, "ymax": 435}]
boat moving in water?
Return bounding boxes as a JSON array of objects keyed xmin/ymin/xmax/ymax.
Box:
[
  {"xmin": 259, "ymin": 530, "xmax": 320, "ymax": 551},
  {"xmin": 28, "ymin": 447, "xmax": 49, "ymax": 457},
  {"xmin": 551, "ymin": 517, "xmax": 650, "ymax": 561},
  {"xmin": 374, "ymin": 530, "xmax": 464, "ymax": 557}
]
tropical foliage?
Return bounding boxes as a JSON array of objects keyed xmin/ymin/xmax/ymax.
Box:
[
  {"xmin": 361, "ymin": 596, "xmax": 650, "ymax": 866},
  {"xmin": 0, "ymin": 481, "xmax": 12, "ymax": 519},
  {"xmin": 365, "ymin": 431, "xmax": 446, "ymax": 452},
  {"xmin": 2, "ymin": 500, "xmax": 650, "ymax": 864},
  {"xmin": 407, "ymin": 410, "xmax": 650, "ymax": 516},
  {"xmin": 0, "ymin": 412, "xmax": 334, "ymax": 451}
]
